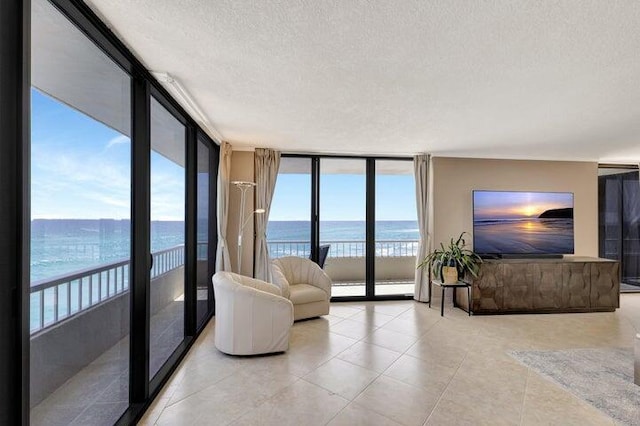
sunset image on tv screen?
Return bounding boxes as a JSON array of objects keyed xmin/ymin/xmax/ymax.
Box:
[{"xmin": 473, "ymin": 191, "xmax": 574, "ymax": 254}]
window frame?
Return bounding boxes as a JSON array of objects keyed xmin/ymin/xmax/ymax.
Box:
[
  {"xmin": 276, "ymin": 153, "xmax": 416, "ymax": 302},
  {"xmin": 15, "ymin": 0, "xmax": 222, "ymax": 424}
]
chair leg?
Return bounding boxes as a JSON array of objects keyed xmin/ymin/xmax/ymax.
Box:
[
  {"xmin": 467, "ymin": 286, "xmax": 471, "ymax": 316},
  {"xmin": 440, "ymin": 287, "xmax": 445, "ymax": 317}
]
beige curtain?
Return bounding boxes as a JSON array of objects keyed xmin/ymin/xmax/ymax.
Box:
[
  {"xmin": 414, "ymin": 154, "xmax": 432, "ymax": 302},
  {"xmin": 216, "ymin": 142, "xmax": 233, "ymax": 272},
  {"xmin": 254, "ymin": 148, "xmax": 281, "ymax": 281}
]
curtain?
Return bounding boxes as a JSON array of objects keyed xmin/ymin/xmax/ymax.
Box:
[
  {"xmin": 254, "ymin": 148, "xmax": 281, "ymax": 281},
  {"xmin": 215, "ymin": 141, "xmax": 233, "ymax": 272},
  {"xmin": 413, "ymin": 154, "xmax": 432, "ymax": 302}
]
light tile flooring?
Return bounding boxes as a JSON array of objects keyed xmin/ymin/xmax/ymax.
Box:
[{"xmin": 140, "ymin": 294, "xmax": 640, "ymax": 426}]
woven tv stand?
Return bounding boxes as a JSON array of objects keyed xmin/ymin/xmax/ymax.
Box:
[{"xmin": 454, "ymin": 257, "xmax": 619, "ymax": 314}]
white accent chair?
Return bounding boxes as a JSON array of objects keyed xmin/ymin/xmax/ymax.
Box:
[
  {"xmin": 272, "ymin": 257, "xmax": 332, "ymax": 321},
  {"xmin": 212, "ymin": 271, "xmax": 294, "ymax": 355}
]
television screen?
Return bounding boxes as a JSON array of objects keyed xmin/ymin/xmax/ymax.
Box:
[{"xmin": 472, "ymin": 190, "xmax": 574, "ymax": 255}]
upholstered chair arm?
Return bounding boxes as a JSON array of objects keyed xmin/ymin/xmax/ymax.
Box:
[
  {"xmin": 247, "ymin": 286, "xmax": 294, "ymax": 327},
  {"xmin": 236, "ymin": 273, "xmax": 282, "ymax": 296},
  {"xmin": 308, "ymin": 265, "xmax": 332, "ymax": 298},
  {"xmin": 271, "ymin": 264, "xmax": 291, "ymax": 299}
]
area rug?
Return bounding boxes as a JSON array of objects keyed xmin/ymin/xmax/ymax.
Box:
[{"xmin": 509, "ymin": 347, "xmax": 640, "ymax": 425}]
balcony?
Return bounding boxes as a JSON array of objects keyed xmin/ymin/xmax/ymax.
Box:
[
  {"xmin": 268, "ymin": 239, "xmax": 418, "ymax": 297},
  {"xmin": 30, "ymin": 245, "xmax": 189, "ymax": 425}
]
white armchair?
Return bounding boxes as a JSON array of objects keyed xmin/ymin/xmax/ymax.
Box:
[
  {"xmin": 272, "ymin": 257, "xmax": 331, "ymax": 321},
  {"xmin": 212, "ymin": 271, "xmax": 294, "ymax": 355}
]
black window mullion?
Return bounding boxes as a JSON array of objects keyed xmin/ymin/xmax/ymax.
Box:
[
  {"xmin": 130, "ymin": 75, "xmax": 151, "ymax": 403},
  {"xmin": 598, "ymin": 176, "xmax": 606, "ymax": 258},
  {"xmin": 0, "ymin": 0, "xmax": 30, "ymax": 423},
  {"xmin": 365, "ymin": 159, "xmax": 375, "ymax": 299},
  {"xmin": 311, "ymin": 156, "xmax": 320, "ymax": 263},
  {"xmin": 617, "ymin": 174, "xmax": 624, "ymax": 274},
  {"xmin": 185, "ymin": 125, "xmax": 197, "ymax": 337}
]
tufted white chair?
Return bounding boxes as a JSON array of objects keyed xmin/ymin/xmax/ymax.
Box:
[
  {"xmin": 212, "ymin": 271, "xmax": 294, "ymax": 355},
  {"xmin": 271, "ymin": 257, "xmax": 332, "ymax": 321}
]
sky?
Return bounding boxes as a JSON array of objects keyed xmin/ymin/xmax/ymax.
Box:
[
  {"xmin": 32, "ymin": 88, "xmax": 417, "ymax": 222},
  {"xmin": 31, "ymin": 88, "xmax": 187, "ymax": 221},
  {"xmin": 474, "ymin": 191, "xmax": 573, "ymax": 220},
  {"xmin": 269, "ymin": 172, "xmax": 417, "ymax": 221}
]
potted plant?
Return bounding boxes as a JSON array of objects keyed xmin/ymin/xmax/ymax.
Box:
[{"xmin": 418, "ymin": 232, "xmax": 483, "ymax": 283}]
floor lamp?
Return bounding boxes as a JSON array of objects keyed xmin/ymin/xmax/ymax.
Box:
[{"xmin": 232, "ymin": 181, "xmax": 265, "ymax": 274}]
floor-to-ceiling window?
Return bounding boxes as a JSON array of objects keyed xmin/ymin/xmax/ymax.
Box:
[
  {"xmin": 268, "ymin": 157, "xmax": 313, "ymax": 259},
  {"xmin": 268, "ymin": 155, "xmax": 416, "ymax": 300},
  {"xmin": 27, "ymin": 0, "xmax": 219, "ymax": 423},
  {"xmin": 0, "ymin": 1, "xmax": 29, "ymax": 423},
  {"xmin": 149, "ymin": 97, "xmax": 186, "ymax": 379},
  {"xmin": 374, "ymin": 160, "xmax": 417, "ymax": 296},
  {"xmin": 196, "ymin": 134, "xmax": 217, "ymax": 328},
  {"xmin": 599, "ymin": 165, "xmax": 640, "ymax": 292},
  {"xmin": 30, "ymin": 0, "xmax": 132, "ymax": 423},
  {"xmin": 320, "ymin": 158, "xmax": 368, "ymax": 297}
]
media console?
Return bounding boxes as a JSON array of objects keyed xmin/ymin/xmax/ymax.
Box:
[{"xmin": 454, "ymin": 257, "xmax": 619, "ymax": 314}]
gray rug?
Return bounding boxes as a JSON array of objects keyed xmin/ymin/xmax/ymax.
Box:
[{"xmin": 509, "ymin": 347, "xmax": 640, "ymax": 425}]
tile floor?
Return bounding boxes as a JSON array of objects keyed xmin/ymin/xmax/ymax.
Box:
[{"xmin": 140, "ymin": 294, "xmax": 640, "ymax": 426}]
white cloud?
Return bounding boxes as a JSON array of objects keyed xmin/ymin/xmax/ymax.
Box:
[
  {"xmin": 106, "ymin": 134, "xmax": 130, "ymax": 149},
  {"xmin": 31, "ymin": 142, "xmax": 132, "ymax": 219}
]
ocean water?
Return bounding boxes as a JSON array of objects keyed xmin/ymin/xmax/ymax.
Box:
[
  {"xmin": 267, "ymin": 220, "xmax": 419, "ymax": 241},
  {"xmin": 31, "ymin": 219, "xmax": 419, "ymax": 282},
  {"xmin": 31, "ymin": 219, "xmax": 188, "ymax": 283}
]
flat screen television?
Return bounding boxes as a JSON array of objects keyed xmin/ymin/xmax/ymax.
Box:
[{"xmin": 472, "ymin": 190, "xmax": 574, "ymax": 257}]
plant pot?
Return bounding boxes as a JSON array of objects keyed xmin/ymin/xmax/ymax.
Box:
[{"xmin": 442, "ymin": 266, "xmax": 458, "ymax": 284}]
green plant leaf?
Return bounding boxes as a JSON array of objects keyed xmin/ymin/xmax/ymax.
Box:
[{"xmin": 417, "ymin": 231, "xmax": 483, "ymax": 278}]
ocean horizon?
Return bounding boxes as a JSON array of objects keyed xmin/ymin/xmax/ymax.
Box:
[{"xmin": 31, "ymin": 219, "xmax": 420, "ymax": 283}]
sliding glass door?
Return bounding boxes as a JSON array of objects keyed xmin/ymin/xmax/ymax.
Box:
[
  {"xmin": 269, "ymin": 155, "xmax": 416, "ymax": 300},
  {"xmin": 196, "ymin": 135, "xmax": 216, "ymax": 328},
  {"xmin": 599, "ymin": 166, "xmax": 640, "ymax": 291},
  {"xmin": 268, "ymin": 157, "xmax": 313, "ymax": 260},
  {"xmin": 320, "ymin": 158, "xmax": 368, "ymax": 297},
  {"xmin": 27, "ymin": 0, "xmax": 220, "ymax": 422},
  {"xmin": 149, "ymin": 97, "xmax": 186, "ymax": 379},
  {"xmin": 374, "ymin": 160, "xmax": 417, "ymax": 296},
  {"xmin": 30, "ymin": 0, "xmax": 132, "ymax": 422}
]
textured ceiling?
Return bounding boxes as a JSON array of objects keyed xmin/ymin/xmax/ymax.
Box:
[{"xmin": 85, "ymin": 0, "xmax": 640, "ymax": 162}]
